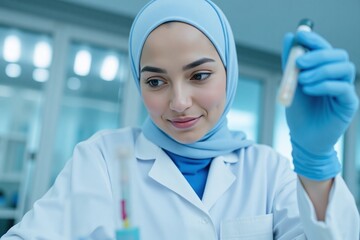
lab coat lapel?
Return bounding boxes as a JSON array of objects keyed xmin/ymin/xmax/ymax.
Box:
[
  {"xmin": 202, "ymin": 156, "xmax": 236, "ymax": 210},
  {"xmin": 148, "ymin": 149, "xmax": 207, "ymax": 213},
  {"xmin": 135, "ymin": 133, "xmax": 207, "ymax": 213}
]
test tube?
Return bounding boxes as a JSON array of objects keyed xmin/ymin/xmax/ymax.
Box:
[
  {"xmin": 116, "ymin": 147, "xmax": 140, "ymax": 240},
  {"xmin": 277, "ymin": 19, "xmax": 314, "ymax": 107},
  {"xmin": 118, "ymin": 147, "xmax": 131, "ymax": 228}
]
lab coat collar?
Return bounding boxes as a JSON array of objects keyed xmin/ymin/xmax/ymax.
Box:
[
  {"xmin": 135, "ymin": 132, "xmax": 158, "ymax": 160},
  {"xmin": 202, "ymin": 155, "xmax": 236, "ymax": 210},
  {"xmin": 150, "ymin": 146, "xmax": 208, "ymax": 213},
  {"xmin": 135, "ymin": 133, "xmax": 207, "ymax": 212},
  {"xmin": 135, "ymin": 132, "xmax": 237, "ymax": 212}
]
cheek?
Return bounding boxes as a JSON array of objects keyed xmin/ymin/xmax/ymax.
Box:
[
  {"xmin": 142, "ymin": 92, "xmax": 165, "ymax": 116},
  {"xmin": 197, "ymin": 81, "xmax": 226, "ymax": 110}
]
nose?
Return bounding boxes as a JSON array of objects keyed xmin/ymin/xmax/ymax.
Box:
[{"xmin": 169, "ymin": 84, "xmax": 192, "ymax": 113}]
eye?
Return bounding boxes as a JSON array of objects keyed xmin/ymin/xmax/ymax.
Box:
[
  {"xmin": 146, "ymin": 79, "xmax": 165, "ymax": 88},
  {"xmin": 191, "ymin": 72, "xmax": 211, "ymax": 81}
]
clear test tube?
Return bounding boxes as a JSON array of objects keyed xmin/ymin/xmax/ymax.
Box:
[{"xmin": 277, "ymin": 19, "xmax": 314, "ymax": 107}]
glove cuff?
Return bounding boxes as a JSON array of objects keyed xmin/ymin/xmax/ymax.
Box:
[{"xmin": 291, "ymin": 140, "xmax": 341, "ymax": 181}]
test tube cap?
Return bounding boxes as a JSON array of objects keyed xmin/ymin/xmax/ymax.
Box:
[
  {"xmin": 116, "ymin": 227, "xmax": 140, "ymax": 240},
  {"xmin": 298, "ymin": 18, "xmax": 314, "ymax": 29}
]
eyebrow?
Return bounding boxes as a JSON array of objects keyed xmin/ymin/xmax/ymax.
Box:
[
  {"xmin": 141, "ymin": 66, "xmax": 167, "ymax": 74},
  {"xmin": 140, "ymin": 57, "xmax": 215, "ymax": 74},
  {"xmin": 183, "ymin": 57, "xmax": 215, "ymax": 71}
]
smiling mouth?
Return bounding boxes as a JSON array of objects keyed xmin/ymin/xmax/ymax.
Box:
[{"xmin": 169, "ymin": 116, "xmax": 201, "ymax": 129}]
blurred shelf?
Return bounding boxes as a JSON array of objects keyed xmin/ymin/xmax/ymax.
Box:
[
  {"xmin": 0, "ymin": 173, "xmax": 22, "ymax": 182},
  {"xmin": 0, "ymin": 132, "xmax": 27, "ymax": 141},
  {"xmin": 0, "ymin": 132, "xmax": 28, "ymax": 224},
  {"xmin": 0, "ymin": 208, "xmax": 16, "ymax": 219}
]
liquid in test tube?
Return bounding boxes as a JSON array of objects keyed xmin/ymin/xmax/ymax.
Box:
[{"xmin": 278, "ymin": 19, "xmax": 314, "ymax": 107}]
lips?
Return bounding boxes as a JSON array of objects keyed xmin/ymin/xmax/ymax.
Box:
[{"xmin": 169, "ymin": 116, "xmax": 201, "ymax": 129}]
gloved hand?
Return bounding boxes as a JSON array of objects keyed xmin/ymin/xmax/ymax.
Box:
[{"xmin": 282, "ymin": 31, "xmax": 359, "ymax": 181}]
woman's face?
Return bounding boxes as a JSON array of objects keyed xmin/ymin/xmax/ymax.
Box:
[{"xmin": 140, "ymin": 22, "xmax": 226, "ymax": 144}]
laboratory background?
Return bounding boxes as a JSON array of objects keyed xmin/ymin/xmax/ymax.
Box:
[{"xmin": 0, "ymin": 0, "xmax": 359, "ymax": 235}]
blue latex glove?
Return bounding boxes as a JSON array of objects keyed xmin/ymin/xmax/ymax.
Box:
[{"xmin": 282, "ymin": 31, "xmax": 359, "ymax": 181}]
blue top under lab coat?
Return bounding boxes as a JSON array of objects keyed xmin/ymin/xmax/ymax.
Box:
[{"xmin": 2, "ymin": 128, "xmax": 359, "ymax": 239}]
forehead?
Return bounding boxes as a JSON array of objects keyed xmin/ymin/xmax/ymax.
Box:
[{"xmin": 141, "ymin": 22, "xmax": 221, "ymax": 64}]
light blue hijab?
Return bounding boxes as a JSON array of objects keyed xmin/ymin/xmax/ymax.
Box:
[{"xmin": 129, "ymin": 0, "xmax": 253, "ymax": 159}]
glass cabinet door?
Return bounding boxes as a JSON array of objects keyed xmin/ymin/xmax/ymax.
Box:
[
  {"xmin": 50, "ymin": 41, "xmax": 128, "ymax": 183},
  {"xmin": 0, "ymin": 25, "xmax": 53, "ymax": 233},
  {"xmin": 356, "ymin": 82, "xmax": 360, "ymax": 209},
  {"xmin": 228, "ymin": 76, "xmax": 263, "ymax": 142}
]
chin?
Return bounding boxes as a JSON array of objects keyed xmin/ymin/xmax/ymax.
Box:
[{"xmin": 170, "ymin": 132, "xmax": 203, "ymax": 145}]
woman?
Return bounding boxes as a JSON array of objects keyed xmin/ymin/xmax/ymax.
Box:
[{"xmin": 2, "ymin": 0, "xmax": 359, "ymax": 239}]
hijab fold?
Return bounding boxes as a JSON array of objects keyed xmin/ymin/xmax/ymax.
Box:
[{"xmin": 129, "ymin": 0, "xmax": 253, "ymax": 159}]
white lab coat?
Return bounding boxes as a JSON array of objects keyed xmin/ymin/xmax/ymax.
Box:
[{"xmin": 2, "ymin": 127, "xmax": 359, "ymax": 239}]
